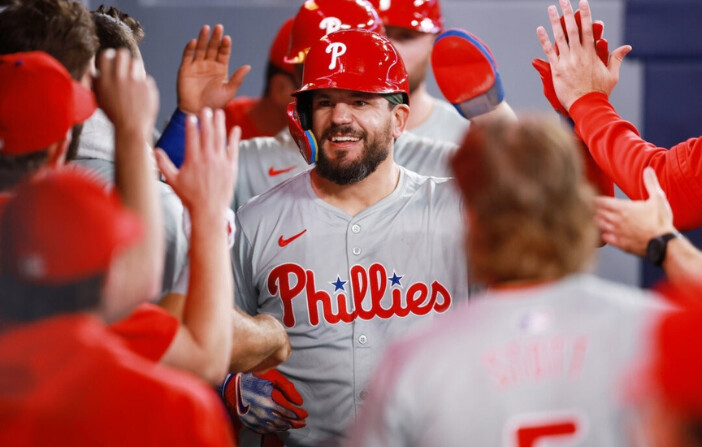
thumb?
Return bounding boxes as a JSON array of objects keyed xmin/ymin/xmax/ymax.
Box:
[
  {"xmin": 643, "ymin": 166, "xmax": 666, "ymax": 201},
  {"xmin": 155, "ymin": 148, "xmax": 179, "ymax": 185},
  {"xmin": 531, "ymin": 58, "xmax": 551, "ymax": 78},
  {"xmin": 608, "ymin": 45, "xmax": 632, "ymax": 78},
  {"xmin": 225, "ymin": 64, "xmax": 251, "ymax": 96}
]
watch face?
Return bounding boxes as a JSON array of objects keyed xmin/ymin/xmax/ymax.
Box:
[{"xmin": 646, "ymin": 237, "xmax": 665, "ymax": 266}]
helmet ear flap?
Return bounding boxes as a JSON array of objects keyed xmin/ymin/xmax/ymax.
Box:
[
  {"xmin": 296, "ymin": 93, "xmax": 313, "ymax": 130},
  {"xmin": 287, "ymin": 97, "xmax": 319, "ymax": 165}
]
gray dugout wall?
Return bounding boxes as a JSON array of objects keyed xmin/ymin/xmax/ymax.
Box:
[{"xmin": 87, "ymin": 0, "xmax": 642, "ymax": 286}]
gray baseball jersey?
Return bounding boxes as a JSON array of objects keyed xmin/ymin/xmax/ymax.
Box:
[
  {"xmin": 408, "ymin": 96, "xmax": 470, "ymax": 146},
  {"xmin": 346, "ymin": 274, "xmax": 670, "ymax": 447},
  {"xmin": 234, "ymin": 166, "xmax": 469, "ymax": 447},
  {"xmin": 233, "ymin": 129, "xmax": 457, "ymax": 210}
]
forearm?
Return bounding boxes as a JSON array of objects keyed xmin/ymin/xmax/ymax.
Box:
[
  {"xmin": 469, "ymin": 101, "xmax": 517, "ymax": 125},
  {"xmin": 114, "ymin": 128, "xmax": 164, "ymax": 302},
  {"xmin": 182, "ymin": 210, "xmax": 234, "ymax": 381},
  {"xmin": 662, "ymin": 237, "xmax": 702, "ymax": 290},
  {"xmin": 570, "ymin": 93, "xmax": 702, "ymax": 230},
  {"xmin": 229, "ymin": 310, "xmax": 290, "ymax": 373}
]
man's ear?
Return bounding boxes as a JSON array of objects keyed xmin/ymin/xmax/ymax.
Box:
[
  {"xmin": 46, "ymin": 130, "xmax": 71, "ymax": 168},
  {"xmin": 391, "ymin": 104, "xmax": 410, "ymax": 138}
]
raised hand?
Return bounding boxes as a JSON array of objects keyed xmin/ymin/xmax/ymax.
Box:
[
  {"xmin": 595, "ymin": 167, "xmax": 676, "ymax": 256},
  {"xmin": 155, "ymin": 108, "xmax": 239, "ymax": 216},
  {"xmin": 94, "ymin": 48, "xmax": 159, "ymax": 139},
  {"xmin": 536, "ymin": 0, "xmax": 632, "ymax": 111},
  {"xmin": 177, "ymin": 24, "xmax": 251, "ymax": 114}
]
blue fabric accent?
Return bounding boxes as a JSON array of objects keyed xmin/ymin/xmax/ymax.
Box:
[
  {"xmin": 155, "ymin": 108, "xmax": 188, "ymax": 168},
  {"xmin": 305, "ymin": 131, "xmax": 317, "ymax": 164}
]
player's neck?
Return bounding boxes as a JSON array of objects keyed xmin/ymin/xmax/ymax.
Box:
[
  {"xmin": 248, "ymin": 96, "xmax": 288, "ymax": 135},
  {"xmin": 406, "ymin": 83, "xmax": 434, "ymax": 131},
  {"xmin": 310, "ymin": 157, "xmax": 400, "ymax": 217}
]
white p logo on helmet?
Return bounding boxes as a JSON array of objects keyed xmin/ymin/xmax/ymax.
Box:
[
  {"xmin": 326, "ymin": 42, "xmax": 347, "ymax": 70},
  {"xmin": 319, "ymin": 17, "xmax": 342, "ymax": 35}
]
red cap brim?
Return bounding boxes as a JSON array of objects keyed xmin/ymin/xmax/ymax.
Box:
[{"xmin": 72, "ymin": 79, "xmax": 97, "ymax": 124}]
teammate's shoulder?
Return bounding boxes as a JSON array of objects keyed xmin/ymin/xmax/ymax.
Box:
[
  {"xmin": 570, "ymin": 274, "xmax": 671, "ymax": 312},
  {"xmin": 236, "ymin": 169, "xmax": 312, "ymax": 217},
  {"xmin": 400, "ymin": 165, "xmax": 458, "ymax": 193},
  {"xmin": 396, "ymin": 131, "xmax": 458, "ymax": 153},
  {"xmin": 238, "ymin": 129, "xmax": 294, "ymax": 153}
]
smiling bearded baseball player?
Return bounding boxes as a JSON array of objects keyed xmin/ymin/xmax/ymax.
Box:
[{"xmin": 227, "ymin": 29, "xmax": 470, "ymax": 447}]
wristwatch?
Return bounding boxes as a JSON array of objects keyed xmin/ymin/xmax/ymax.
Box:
[{"xmin": 646, "ymin": 231, "xmax": 681, "ymax": 267}]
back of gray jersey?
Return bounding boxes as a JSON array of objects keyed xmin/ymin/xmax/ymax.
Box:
[
  {"xmin": 347, "ymin": 274, "xmax": 670, "ymax": 447},
  {"xmin": 233, "ymin": 130, "xmax": 457, "ymax": 210},
  {"xmin": 234, "ymin": 167, "xmax": 469, "ymax": 447}
]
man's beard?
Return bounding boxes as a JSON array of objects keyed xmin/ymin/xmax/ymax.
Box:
[{"xmin": 315, "ymin": 122, "xmax": 392, "ymax": 185}]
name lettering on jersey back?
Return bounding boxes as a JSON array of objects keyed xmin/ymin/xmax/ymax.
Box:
[
  {"xmin": 267, "ymin": 262, "xmax": 452, "ymax": 327},
  {"xmin": 483, "ymin": 335, "xmax": 590, "ymax": 390}
]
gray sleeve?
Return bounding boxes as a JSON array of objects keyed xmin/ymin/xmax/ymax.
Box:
[
  {"xmin": 159, "ymin": 182, "xmax": 188, "ymax": 296},
  {"xmin": 232, "ymin": 213, "xmax": 259, "ymax": 316}
]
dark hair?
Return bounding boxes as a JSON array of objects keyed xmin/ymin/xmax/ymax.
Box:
[
  {"xmin": 262, "ymin": 61, "xmax": 296, "ymax": 97},
  {"xmin": 92, "ymin": 5, "xmax": 144, "ymax": 59},
  {"xmin": 0, "ymin": 0, "xmax": 98, "ymax": 81},
  {"xmin": 0, "ymin": 150, "xmax": 50, "ymax": 192},
  {"xmin": 0, "ymin": 273, "xmax": 105, "ymax": 322}
]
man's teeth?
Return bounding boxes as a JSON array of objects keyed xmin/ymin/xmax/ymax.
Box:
[{"xmin": 330, "ymin": 136, "xmax": 360, "ymax": 142}]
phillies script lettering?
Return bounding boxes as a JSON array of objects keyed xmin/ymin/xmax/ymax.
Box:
[{"xmin": 267, "ymin": 263, "xmax": 452, "ymax": 327}]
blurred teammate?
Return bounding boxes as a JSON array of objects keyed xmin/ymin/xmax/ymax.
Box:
[
  {"xmin": 0, "ymin": 168, "xmax": 234, "ymax": 446},
  {"xmin": 224, "ymin": 18, "xmax": 296, "ymax": 139},
  {"xmin": 347, "ymin": 116, "xmax": 669, "ymax": 446},
  {"xmin": 370, "ymin": 0, "xmax": 516, "ymax": 144}
]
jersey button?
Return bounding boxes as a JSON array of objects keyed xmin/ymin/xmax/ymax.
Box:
[
  {"xmin": 351, "ymin": 224, "xmax": 361, "ymax": 233},
  {"xmin": 360, "ymin": 391, "xmax": 368, "ymax": 400},
  {"xmin": 358, "ymin": 335, "xmax": 367, "ymax": 344},
  {"xmin": 352, "ymin": 247, "xmax": 361, "ymax": 255}
]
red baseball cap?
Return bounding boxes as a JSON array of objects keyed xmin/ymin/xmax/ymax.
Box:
[
  {"xmin": 0, "ymin": 167, "xmax": 142, "ymax": 284},
  {"xmin": 268, "ymin": 18, "xmax": 296, "ymax": 77},
  {"xmin": 652, "ymin": 309, "xmax": 702, "ymax": 415},
  {"xmin": 0, "ymin": 51, "xmax": 97, "ymax": 156},
  {"xmin": 368, "ymin": 0, "xmax": 444, "ymax": 34},
  {"xmin": 285, "ymin": 0, "xmax": 385, "ymax": 65}
]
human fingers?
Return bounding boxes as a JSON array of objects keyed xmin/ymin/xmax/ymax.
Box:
[
  {"xmin": 194, "ymin": 25, "xmax": 211, "ymax": 61},
  {"xmin": 206, "ymin": 24, "xmax": 224, "ymax": 60}
]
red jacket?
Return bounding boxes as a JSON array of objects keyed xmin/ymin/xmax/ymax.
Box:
[{"xmin": 571, "ymin": 92, "xmax": 702, "ymax": 231}]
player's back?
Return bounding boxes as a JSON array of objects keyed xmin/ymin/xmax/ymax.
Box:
[
  {"xmin": 350, "ymin": 274, "xmax": 670, "ymax": 447},
  {"xmin": 0, "ymin": 314, "xmax": 234, "ymax": 446}
]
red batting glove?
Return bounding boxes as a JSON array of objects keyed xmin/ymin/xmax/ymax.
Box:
[{"xmin": 532, "ymin": 10, "xmax": 610, "ymax": 117}]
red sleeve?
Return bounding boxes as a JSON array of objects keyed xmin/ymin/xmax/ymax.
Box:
[
  {"xmin": 224, "ymin": 97, "xmax": 269, "ymax": 140},
  {"xmin": 570, "ymin": 92, "xmax": 702, "ymax": 231},
  {"xmin": 109, "ymin": 303, "xmax": 179, "ymax": 362}
]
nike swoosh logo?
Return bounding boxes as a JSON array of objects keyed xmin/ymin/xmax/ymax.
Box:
[
  {"xmin": 278, "ymin": 229, "xmax": 307, "ymax": 247},
  {"xmin": 235, "ymin": 374, "xmax": 249, "ymax": 415},
  {"xmin": 268, "ymin": 165, "xmax": 297, "ymax": 177}
]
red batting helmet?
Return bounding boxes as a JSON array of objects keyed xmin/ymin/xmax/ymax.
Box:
[
  {"xmin": 368, "ymin": 0, "xmax": 443, "ymax": 34},
  {"xmin": 288, "ymin": 30, "xmax": 409, "ymax": 164},
  {"xmin": 294, "ymin": 30, "xmax": 409, "ymax": 102},
  {"xmin": 285, "ymin": 0, "xmax": 385, "ymax": 65},
  {"xmin": 268, "ymin": 18, "xmax": 296, "ymax": 76}
]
